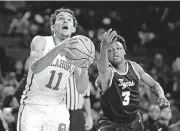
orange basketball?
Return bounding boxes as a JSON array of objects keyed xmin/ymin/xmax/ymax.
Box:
[{"xmin": 65, "ymin": 35, "xmax": 95, "ymax": 68}]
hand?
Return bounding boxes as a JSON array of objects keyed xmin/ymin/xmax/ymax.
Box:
[
  {"xmin": 81, "ymin": 58, "xmax": 93, "ymax": 72},
  {"xmin": 100, "ymin": 29, "xmax": 117, "ymax": 51},
  {"xmin": 85, "ymin": 115, "xmax": 93, "ymax": 131},
  {"xmin": 58, "ymin": 37, "xmax": 80, "ymax": 57},
  {"xmin": 158, "ymin": 97, "xmax": 170, "ymax": 108}
]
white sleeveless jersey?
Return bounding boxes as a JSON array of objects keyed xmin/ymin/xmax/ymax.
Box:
[{"xmin": 20, "ymin": 36, "xmax": 75, "ymax": 105}]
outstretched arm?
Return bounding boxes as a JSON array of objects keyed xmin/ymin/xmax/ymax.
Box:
[
  {"xmin": 97, "ymin": 29, "xmax": 117, "ymax": 92},
  {"xmin": 133, "ymin": 62, "xmax": 170, "ymax": 107}
]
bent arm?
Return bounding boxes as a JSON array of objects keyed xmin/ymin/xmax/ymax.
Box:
[
  {"xmin": 30, "ymin": 36, "xmax": 62, "ymax": 74},
  {"xmin": 133, "ymin": 62, "xmax": 165, "ymax": 98}
]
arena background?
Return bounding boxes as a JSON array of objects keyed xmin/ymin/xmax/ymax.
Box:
[{"xmin": 0, "ymin": 1, "xmax": 180, "ymax": 131}]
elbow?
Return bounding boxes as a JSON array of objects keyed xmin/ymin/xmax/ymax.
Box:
[
  {"xmin": 31, "ymin": 64, "xmax": 40, "ymax": 74},
  {"xmin": 77, "ymin": 87, "xmax": 86, "ymax": 94},
  {"xmin": 77, "ymin": 89, "xmax": 86, "ymax": 94},
  {"xmin": 76, "ymin": 84, "xmax": 87, "ymax": 94}
]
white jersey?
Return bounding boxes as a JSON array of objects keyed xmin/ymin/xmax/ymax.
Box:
[{"xmin": 20, "ymin": 36, "xmax": 75, "ymax": 105}]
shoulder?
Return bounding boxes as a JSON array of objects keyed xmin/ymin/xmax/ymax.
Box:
[
  {"xmin": 30, "ymin": 35, "xmax": 47, "ymax": 52},
  {"xmin": 129, "ymin": 60, "xmax": 145, "ymax": 79},
  {"xmin": 130, "ymin": 61, "xmax": 144, "ymax": 72}
]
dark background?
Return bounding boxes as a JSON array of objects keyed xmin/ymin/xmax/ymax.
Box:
[{"xmin": 0, "ymin": 1, "xmax": 180, "ymax": 131}]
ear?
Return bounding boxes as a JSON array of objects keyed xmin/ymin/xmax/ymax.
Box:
[
  {"xmin": 124, "ymin": 50, "xmax": 126, "ymax": 55},
  {"xmin": 72, "ymin": 27, "xmax": 76, "ymax": 33},
  {"xmin": 50, "ymin": 25, "xmax": 55, "ymax": 34}
]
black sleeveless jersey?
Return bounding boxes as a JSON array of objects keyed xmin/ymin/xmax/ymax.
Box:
[{"xmin": 100, "ymin": 60, "xmax": 140, "ymax": 124}]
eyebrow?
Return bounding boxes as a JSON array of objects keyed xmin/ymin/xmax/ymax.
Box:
[{"xmin": 56, "ymin": 14, "xmax": 73, "ymax": 19}]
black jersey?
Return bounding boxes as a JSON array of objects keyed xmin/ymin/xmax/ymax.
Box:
[{"xmin": 100, "ymin": 60, "xmax": 140, "ymax": 124}]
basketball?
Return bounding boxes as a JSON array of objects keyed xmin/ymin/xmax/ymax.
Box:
[{"xmin": 65, "ymin": 35, "xmax": 95, "ymax": 68}]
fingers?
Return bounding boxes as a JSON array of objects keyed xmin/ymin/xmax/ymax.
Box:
[
  {"xmin": 108, "ymin": 31, "xmax": 117, "ymax": 42},
  {"xmin": 103, "ymin": 29, "xmax": 117, "ymax": 43},
  {"xmin": 102, "ymin": 32, "xmax": 106, "ymax": 39},
  {"xmin": 104, "ymin": 28, "xmax": 112, "ymax": 38},
  {"xmin": 158, "ymin": 98, "xmax": 170, "ymax": 108},
  {"xmin": 64, "ymin": 39, "xmax": 80, "ymax": 50},
  {"xmin": 64, "ymin": 48, "xmax": 75, "ymax": 57},
  {"xmin": 112, "ymin": 38, "xmax": 117, "ymax": 43}
]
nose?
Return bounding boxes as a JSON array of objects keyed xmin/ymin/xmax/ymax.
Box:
[
  {"xmin": 64, "ymin": 18, "xmax": 68, "ymax": 23},
  {"xmin": 113, "ymin": 48, "xmax": 118, "ymax": 54}
]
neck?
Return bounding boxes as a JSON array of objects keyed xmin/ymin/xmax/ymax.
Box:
[
  {"xmin": 114, "ymin": 59, "xmax": 127, "ymax": 73},
  {"xmin": 53, "ymin": 34, "xmax": 69, "ymax": 45}
]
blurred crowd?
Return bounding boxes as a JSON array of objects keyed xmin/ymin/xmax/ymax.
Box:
[{"xmin": 1, "ymin": 1, "xmax": 180, "ymax": 131}]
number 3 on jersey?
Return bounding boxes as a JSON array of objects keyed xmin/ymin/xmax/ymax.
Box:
[
  {"xmin": 46, "ymin": 70, "xmax": 63, "ymax": 91},
  {"xmin": 122, "ymin": 91, "xmax": 130, "ymax": 106}
]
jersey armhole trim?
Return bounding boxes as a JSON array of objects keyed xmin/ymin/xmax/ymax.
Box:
[
  {"xmin": 130, "ymin": 61, "xmax": 140, "ymax": 81},
  {"xmin": 108, "ymin": 67, "xmax": 114, "ymax": 87}
]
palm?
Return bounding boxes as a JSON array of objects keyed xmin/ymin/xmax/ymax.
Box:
[{"xmin": 100, "ymin": 29, "xmax": 117, "ymax": 50}]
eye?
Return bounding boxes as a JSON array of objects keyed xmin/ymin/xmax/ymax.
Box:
[
  {"xmin": 117, "ymin": 47, "xmax": 122, "ymax": 50},
  {"xmin": 68, "ymin": 18, "xmax": 72, "ymax": 21},
  {"xmin": 108, "ymin": 48, "xmax": 112, "ymax": 52},
  {"xmin": 58, "ymin": 17, "xmax": 64, "ymax": 20}
]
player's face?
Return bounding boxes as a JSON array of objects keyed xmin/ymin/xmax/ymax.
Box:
[
  {"xmin": 108, "ymin": 41, "xmax": 126, "ymax": 65},
  {"xmin": 54, "ymin": 12, "xmax": 76, "ymax": 38}
]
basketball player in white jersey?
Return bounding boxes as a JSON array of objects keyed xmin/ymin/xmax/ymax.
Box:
[{"xmin": 17, "ymin": 8, "xmax": 91, "ymax": 131}]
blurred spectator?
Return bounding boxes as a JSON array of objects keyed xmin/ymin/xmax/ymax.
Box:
[
  {"xmin": 1, "ymin": 107, "xmax": 16, "ymax": 131},
  {"xmin": 14, "ymin": 60, "xmax": 24, "ymax": 82},
  {"xmin": 149, "ymin": 53, "xmax": 173, "ymax": 93},
  {"xmin": 0, "ymin": 109, "xmax": 7, "ymax": 131},
  {"xmin": 171, "ymin": 75, "xmax": 180, "ymax": 110},
  {"xmin": 4, "ymin": 1, "xmax": 25, "ymax": 12},
  {"xmin": 3, "ymin": 72, "xmax": 19, "ymax": 88},
  {"xmin": 138, "ymin": 22, "xmax": 156, "ymax": 46},
  {"xmin": 1, "ymin": 2, "xmax": 180, "ymax": 131},
  {"xmin": 138, "ymin": 81, "xmax": 152, "ymax": 113},
  {"xmin": 166, "ymin": 93, "xmax": 180, "ymax": 126},
  {"xmin": 144, "ymin": 105, "xmax": 161, "ymax": 131},
  {"xmin": 89, "ymin": 81, "xmax": 102, "ymax": 130},
  {"xmin": 24, "ymin": 56, "xmax": 30, "ymax": 73},
  {"xmin": 7, "ymin": 11, "xmax": 30, "ymax": 36},
  {"xmin": 144, "ymin": 105, "xmax": 171, "ymax": 131},
  {"xmin": 172, "ymin": 57, "xmax": 180, "ymax": 74}
]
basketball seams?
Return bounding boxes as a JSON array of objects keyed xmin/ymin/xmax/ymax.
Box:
[
  {"xmin": 66, "ymin": 56, "xmax": 89, "ymax": 61},
  {"xmin": 65, "ymin": 35, "xmax": 95, "ymax": 68},
  {"xmin": 79, "ymin": 37, "xmax": 91, "ymax": 53},
  {"xmin": 70, "ymin": 48, "xmax": 94, "ymax": 59},
  {"xmin": 66, "ymin": 56, "xmax": 89, "ymax": 67}
]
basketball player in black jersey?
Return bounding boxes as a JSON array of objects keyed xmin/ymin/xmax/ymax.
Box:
[{"xmin": 95, "ymin": 29, "xmax": 170, "ymax": 131}]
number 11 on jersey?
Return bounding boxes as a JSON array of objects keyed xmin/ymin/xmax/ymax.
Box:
[{"xmin": 46, "ymin": 70, "xmax": 63, "ymax": 91}]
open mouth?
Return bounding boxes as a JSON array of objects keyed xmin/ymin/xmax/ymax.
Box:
[
  {"xmin": 113, "ymin": 56, "xmax": 119, "ymax": 59},
  {"xmin": 62, "ymin": 25, "xmax": 68, "ymax": 30}
]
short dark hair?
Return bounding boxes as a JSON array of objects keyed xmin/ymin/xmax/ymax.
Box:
[
  {"xmin": 50, "ymin": 8, "xmax": 78, "ymax": 28},
  {"xmin": 115, "ymin": 35, "xmax": 126, "ymax": 51}
]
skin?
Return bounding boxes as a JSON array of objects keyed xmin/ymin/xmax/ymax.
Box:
[
  {"xmin": 97, "ymin": 29, "xmax": 170, "ymax": 108},
  {"xmin": 30, "ymin": 11, "xmax": 89, "ymax": 93}
]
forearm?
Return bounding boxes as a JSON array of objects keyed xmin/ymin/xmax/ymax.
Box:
[
  {"xmin": 97, "ymin": 49, "xmax": 109, "ymax": 74},
  {"xmin": 31, "ymin": 46, "xmax": 60, "ymax": 74},
  {"xmin": 84, "ymin": 98, "xmax": 92, "ymax": 116},
  {"xmin": 151, "ymin": 82, "xmax": 165, "ymax": 98},
  {"xmin": 76, "ymin": 71, "xmax": 89, "ymax": 94}
]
